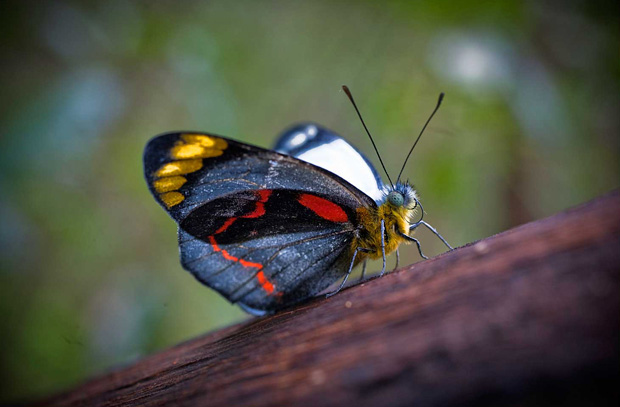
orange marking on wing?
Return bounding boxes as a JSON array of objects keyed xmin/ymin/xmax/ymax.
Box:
[
  {"xmin": 298, "ymin": 193, "xmax": 349, "ymax": 223},
  {"xmin": 243, "ymin": 202, "xmax": 266, "ymax": 218},
  {"xmin": 220, "ymin": 250, "xmax": 238, "ymax": 262},
  {"xmin": 242, "ymin": 202, "xmax": 265, "ymax": 218},
  {"xmin": 214, "ymin": 189, "xmax": 272, "ymax": 234},
  {"xmin": 207, "ymin": 234, "xmax": 277, "ymax": 295},
  {"xmin": 239, "ymin": 258, "xmax": 263, "ymax": 269},
  {"xmin": 256, "ymin": 271, "xmax": 275, "ymax": 294},
  {"xmin": 208, "ymin": 236, "xmax": 237, "ymax": 261},
  {"xmin": 257, "ymin": 189, "xmax": 272, "ymax": 202},
  {"xmin": 209, "ymin": 235, "xmax": 222, "ymax": 252},
  {"xmin": 215, "ymin": 217, "xmax": 237, "ymax": 234},
  {"xmin": 242, "ymin": 189, "xmax": 272, "ymax": 219}
]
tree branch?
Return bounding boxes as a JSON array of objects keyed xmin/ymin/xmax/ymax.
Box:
[{"xmin": 38, "ymin": 190, "xmax": 620, "ymax": 407}]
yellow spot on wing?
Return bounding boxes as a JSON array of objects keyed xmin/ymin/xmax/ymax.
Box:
[
  {"xmin": 151, "ymin": 134, "xmax": 228, "ymax": 209},
  {"xmin": 171, "ymin": 143, "xmax": 224, "ymax": 159},
  {"xmin": 155, "ymin": 159, "xmax": 202, "ymax": 177},
  {"xmin": 181, "ymin": 134, "xmax": 228, "ymax": 149},
  {"xmin": 159, "ymin": 191, "xmax": 185, "ymax": 208},
  {"xmin": 153, "ymin": 176, "xmax": 187, "ymax": 193}
]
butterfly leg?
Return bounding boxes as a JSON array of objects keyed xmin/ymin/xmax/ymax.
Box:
[
  {"xmin": 359, "ymin": 260, "xmax": 368, "ymax": 282},
  {"xmin": 379, "ymin": 219, "xmax": 387, "ymax": 277},
  {"xmin": 410, "ymin": 220, "xmax": 453, "ymax": 250},
  {"xmin": 326, "ymin": 247, "xmax": 371, "ymax": 297},
  {"xmin": 398, "ymin": 231, "xmax": 429, "ymax": 259},
  {"xmin": 394, "ymin": 248, "xmax": 400, "ymax": 270}
]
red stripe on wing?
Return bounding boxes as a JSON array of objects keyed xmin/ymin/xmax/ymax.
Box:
[
  {"xmin": 215, "ymin": 217, "xmax": 237, "ymax": 234},
  {"xmin": 256, "ymin": 271, "xmax": 275, "ymax": 294},
  {"xmin": 208, "ymin": 235, "xmax": 277, "ymax": 295},
  {"xmin": 242, "ymin": 189, "xmax": 271, "ymax": 218},
  {"xmin": 208, "ymin": 189, "xmax": 278, "ymax": 296},
  {"xmin": 298, "ymin": 193, "xmax": 349, "ymax": 223},
  {"xmin": 213, "ymin": 189, "xmax": 272, "ymax": 234}
]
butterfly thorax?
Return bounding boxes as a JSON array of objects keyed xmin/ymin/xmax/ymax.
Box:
[{"xmin": 354, "ymin": 183, "xmax": 419, "ymax": 261}]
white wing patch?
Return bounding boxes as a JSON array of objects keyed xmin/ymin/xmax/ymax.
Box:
[{"xmin": 297, "ymin": 139, "xmax": 383, "ymax": 201}]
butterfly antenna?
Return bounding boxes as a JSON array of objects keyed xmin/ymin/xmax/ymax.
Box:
[
  {"xmin": 342, "ymin": 85, "xmax": 394, "ymax": 187},
  {"xmin": 396, "ymin": 92, "xmax": 444, "ymax": 184}
]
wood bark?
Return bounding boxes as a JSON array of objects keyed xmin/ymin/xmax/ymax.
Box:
[{"xmin": 38, "ymin": 190, "xmax": 620, "ymax": 407}]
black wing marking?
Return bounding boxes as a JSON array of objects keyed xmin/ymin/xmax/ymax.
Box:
[{"xmin": 179, "ymin": 189, "xmax": 356, "ymax": 244}]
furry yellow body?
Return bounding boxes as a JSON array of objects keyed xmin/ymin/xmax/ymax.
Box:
[{"xmin": 354, "ymin": 200, "xmax": 418, "ymax": 261}]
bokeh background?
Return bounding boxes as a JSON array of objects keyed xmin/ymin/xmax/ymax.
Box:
[{"xmin": 1, "ymin": 0, "xmax": 618, "ymax": 402}]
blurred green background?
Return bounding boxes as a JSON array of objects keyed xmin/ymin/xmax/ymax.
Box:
[{"xmin": 1, "ymin": 0, "xmax": 618, "ymax": 402}]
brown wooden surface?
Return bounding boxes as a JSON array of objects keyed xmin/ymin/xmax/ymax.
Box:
[{"xmin": 39, "ymin": 190, "xmax": 620, "ymax": 407}]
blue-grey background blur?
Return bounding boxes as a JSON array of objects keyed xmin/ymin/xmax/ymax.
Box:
[{"xmin": 1, "ymin": 0, "xmax": 618, "ymax": 402}]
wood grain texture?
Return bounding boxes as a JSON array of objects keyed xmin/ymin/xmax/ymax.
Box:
[{"xmin": 38, "ymin": 190, "xmax": 620, "ymax": 407}]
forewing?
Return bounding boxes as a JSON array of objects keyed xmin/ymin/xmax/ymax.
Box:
[
  {"xmin": 144, "ymin": 131, "xmax": 375, "ymax": 222},
  {"xmin": 274, "ymin": 123, "xmax": 385, "ymax": 202}
]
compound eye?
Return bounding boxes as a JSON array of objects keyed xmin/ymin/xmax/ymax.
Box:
[{"xmin": 388, "ymin": 191, "xmax": 404, "ymax": 207}]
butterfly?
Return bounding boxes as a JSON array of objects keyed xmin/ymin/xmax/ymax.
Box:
[{"xmin": 143, "ymin": 86, "xmax": 452, "ymax": 315}]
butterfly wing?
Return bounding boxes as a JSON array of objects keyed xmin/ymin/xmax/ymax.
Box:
[
  {"xmin": 144, "ymin": 131, "xmax": 376, "ymax": 312},
  {"xmin": 274, "ymin": 123, "xmax": 385, "ymax": 202}
]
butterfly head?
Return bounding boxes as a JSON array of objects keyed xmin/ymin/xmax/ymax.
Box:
[
  {"xmin": 377, "ymin": 181, "xmax": 419, "ymax": 236},
  {"xmin": 384, "ymin": 182, "xmax": 418, "ymax": 212}
]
